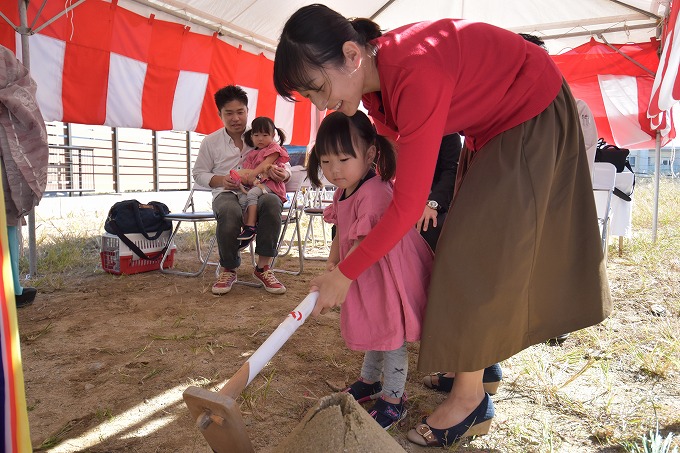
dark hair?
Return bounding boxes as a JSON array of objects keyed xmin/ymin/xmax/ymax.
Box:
[
  {"xmin": 244, "ymin": 117, "xmax": 287, "ymax": 148},
  {"xmin": 273, "ymin": 4, "xmax": 382, "ymax": 101},
  {"xmin": 214, "ymin": 85, "xmax": 249, "ymax": 112},
  {"xmin": 519, "ymin": 33, "xmax": 547, "ymax": 51},
  {"xmin": 307, "ymin": 111, "xmax": 396, "ymax": 187}
]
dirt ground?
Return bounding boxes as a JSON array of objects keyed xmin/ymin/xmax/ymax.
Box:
[{"xmin": 16, "ymin": 246, "xmax": 680, "ymax": 452}]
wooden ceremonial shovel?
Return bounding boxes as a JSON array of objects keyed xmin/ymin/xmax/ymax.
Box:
[{"xmin": 183, "ymin": 292, "xmax": 319, "ymax": 453}]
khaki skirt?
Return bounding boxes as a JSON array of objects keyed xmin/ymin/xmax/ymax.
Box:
[{"xmin": 417, "ymin": 80, "xmax": 612, "ymax": 372}]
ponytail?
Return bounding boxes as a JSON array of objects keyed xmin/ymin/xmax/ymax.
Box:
[
  {"xmin": 274, "ymin": 127, "xmax": 286, "ymax": 145},
  {"xmin": 244, "ymin": 129, "xmax": 254, "ymax": 148},
  {"xmin": 374, "ymin": 135, "xmax": 396, "ymax": 181},
  {"xmin": 350, "ymin": 18, "xmax": 383, "ymax": 43},
  {"xmin": 306, "ymin": 145, "xmax": 324, "ymax": 188}
]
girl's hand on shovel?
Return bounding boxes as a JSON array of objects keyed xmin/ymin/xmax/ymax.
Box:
[{"xmin": 309, "ymin": 266, "xmax": 352, "ymax": 316}]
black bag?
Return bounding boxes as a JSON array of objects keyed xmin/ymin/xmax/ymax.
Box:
[
  {"xmin": 595, "ymin": 138, "xmax": 631, "ymax": 172},
  {"xmin": 104, "ymin": 200, "xmax": 172, "ymax": 260},
  {"xmin": 594, "ymin": 139, "xmax": 635, "ymax": 201}
]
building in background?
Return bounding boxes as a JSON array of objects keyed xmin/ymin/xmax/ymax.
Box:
[{"xmin": 629, "ymin": 147, "xmax": 679, "ymax": 176}]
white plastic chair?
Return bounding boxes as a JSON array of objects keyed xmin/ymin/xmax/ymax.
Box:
[{"xmin": 592, "ymin": 162, "xmax": 617, "ymax": 255}]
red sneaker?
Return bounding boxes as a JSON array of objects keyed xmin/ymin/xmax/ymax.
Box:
[
  {"xmin": 212, "ymin": 268, "xmax": 237, "ymax": 295},
  {"xmin": 253, "ymin": 265, "xmax": 286, "ymax": 294}
]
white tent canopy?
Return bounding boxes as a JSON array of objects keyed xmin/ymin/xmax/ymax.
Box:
[
  {"xmin": 120, "ymin": 0, "xmax": 670, "ymax": 55},
  {"xmin": 8, "ymin": 0, "xmax": 673, "ymax": 137}
]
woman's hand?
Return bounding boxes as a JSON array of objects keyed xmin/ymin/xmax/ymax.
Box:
[
  {"xmin": 309, "ymin": 266, "xmax": 352, "ymax": 316},
  {"xmin": 416, "ymin": 206, "xmax": 437, "ymax": 232}
]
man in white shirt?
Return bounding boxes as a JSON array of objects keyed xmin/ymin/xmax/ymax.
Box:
[{"xmin": 193, "ymin": 85, "xmax": 289, "ymax": 295}]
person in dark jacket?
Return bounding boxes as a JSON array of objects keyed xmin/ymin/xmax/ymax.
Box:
[{"xmin": 416, "ymin": 134, "xmax": 461, "ymax": 251}]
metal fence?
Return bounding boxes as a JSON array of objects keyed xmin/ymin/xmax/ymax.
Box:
[
  {"xmin": 46, "ymin": 122, "xmax": 204, "ymax": 194},
  {"xmin": 46, "ymin": 144, "xmax": 95, "ymax": 195},
  {"xmin": 45, "ymin": 122, "xmax": 309, "ymax": 196}
]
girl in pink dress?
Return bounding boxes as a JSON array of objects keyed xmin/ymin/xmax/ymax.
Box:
[
  {"xmin": 234, "ymin": 117, "xmax": 290, "ymax": 246},
  {"xmin": 308, "ymin": 111, "xmax": 433, "ymax": 430}
]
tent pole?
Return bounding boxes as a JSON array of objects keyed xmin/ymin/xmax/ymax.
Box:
[
  {"xmin": 597, "ymin": 34, "xmax": 656, "ymax": 76},
  {"xmin": 18, "ymin": 0, "xmax": 38, "ymax": 277},
  {"xmin": 540, "ymin": 22, "xmax": 657, "ymax": 41},
  {"xmin": 370, "ymin": 0, "xmax": 398, "ymax": 20},
  {"xmin": 652, "ymin": 130, "xmax": 661, "ymax": 242},
  {"xmin": 606, "ymin": 0, "xmax": 661, "ymax": 20},
  {"xmin": 18, "ymin": 1, "xmax": 28, "ymax": 66}
]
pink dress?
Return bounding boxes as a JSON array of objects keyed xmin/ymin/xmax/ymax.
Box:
[
  {"xmin": 242, "ymin": 142, "xmax": 290, "ymax": 202},
  {"xmin": 324, "ymin": 176, "xmax": 433, "ymax": 351}
]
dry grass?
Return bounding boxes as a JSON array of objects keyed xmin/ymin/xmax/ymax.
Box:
[
  {"xmin": 20, "ymin": 177, "xmax": 680, "ymax": 452},
  {"xmin": 476, "ymin": 176, "xmax": 680, "ymax": 452}
]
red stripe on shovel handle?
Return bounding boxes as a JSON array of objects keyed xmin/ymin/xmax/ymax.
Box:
[{"xmin": 290, "ymin": 311, "xmax": 303, "ymax": 321}]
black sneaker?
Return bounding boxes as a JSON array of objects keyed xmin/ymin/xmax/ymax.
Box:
[
  {"xmin": 238, "ymin": 236, "xmax": 254, "ymax": 250},
  {"xmin": 16, "ymin": 287, "xmax": 37, "ymax": 308},
  {"xmin": 368, "ymin": 396, "xmax": 407, "ymax": 430},
  {"xmin": 343, "ymin": 380, "xmax": 383, "ymax": 403},
  {"xmin": 237, "ymin": 225, "xmax": 256, "ymax": 241}
]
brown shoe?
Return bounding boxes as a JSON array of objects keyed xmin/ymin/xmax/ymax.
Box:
[
  {"xmin": 212, "ymin": 268, "xmax": 237, "ymax": 295},
  {"xmin": 253, "ymin": 265, "xmax": 286, "ymax": 294}
]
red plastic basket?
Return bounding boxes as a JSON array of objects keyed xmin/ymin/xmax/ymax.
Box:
[{"xmin": 100, "ymin": 232, "xmax": 176, "ymax": 275}]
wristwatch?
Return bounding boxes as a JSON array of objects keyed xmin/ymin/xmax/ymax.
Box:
[{"xmin": 426, "ymin": 200, "xmax": 440, "ymax": 211}]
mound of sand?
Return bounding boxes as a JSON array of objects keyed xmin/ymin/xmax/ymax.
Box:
[{"xmin": 274, "ymin": 393, "xmax": 406, "ymax": 453}]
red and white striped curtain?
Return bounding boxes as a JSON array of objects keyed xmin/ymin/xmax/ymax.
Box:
[
  {"xmin": 0, "ymin": 0, "xmax": 319, "ymax": 145},
  {"xmin": 648, "ymin": 0, "xmax": 679, "ymax": 131},
  {"xmin": 553, "ymin": 38, "xmax": 675, "ymax": 149}
]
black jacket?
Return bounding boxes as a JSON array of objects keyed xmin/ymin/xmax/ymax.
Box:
[{"xmin": 428, "ymin": 133, "xmax": 462, "ymax": 213}]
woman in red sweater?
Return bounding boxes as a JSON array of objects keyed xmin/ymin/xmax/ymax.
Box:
[{"xmin": 274, "ymin": 4, "xmax": 612, "ymax": 447}]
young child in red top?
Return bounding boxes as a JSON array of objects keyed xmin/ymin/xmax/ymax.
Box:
[
  {"xmin": 308, "ymin": 111, "xmax": 433, "ymax": 430},
  {"xmin": 233, "ymin": 117, "xmax": 290, "ymax": 246}
]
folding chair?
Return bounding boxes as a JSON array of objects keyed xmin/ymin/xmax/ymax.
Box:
[
  {"xmin": 163, "ymin": 167, "xmax": 304, "ymax": 280},
  {"xmin": 301, "ymin": 179, "xmax": 335, "ymax": 261},
  {"xmin": 160, "ymin": 184, "xmax": 218, "ymax": 277},
  {"xmin": 248, "ymin": 165, "xmax": 306, "ymax": 275},
  {"xmin": 592, "ymin": 162, "xmax": 617, "ymax": 257},
  {"xmin": 271, "ymin": 165, "xmax": 306, "ymax": 274}
]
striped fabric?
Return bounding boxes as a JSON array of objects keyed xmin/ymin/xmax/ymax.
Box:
[
  {"xmin": 0, "ymin": 186, "xmax": 32, "ymax": 452},
  {"xmin": 553, "ymin": 38, "xmax": 676, "ymax": 150},
  {"xmin": 0, "ymin": 0, "xmax": 319, "ymax": 145},
  {"xmin": 648, "ymin": 0, "xmax": 680, "ymax": 130}
]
